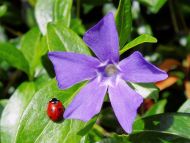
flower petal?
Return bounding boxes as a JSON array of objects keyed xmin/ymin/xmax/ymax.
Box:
[
  {"xmin": 64, "ymin": 78, "xmax": 107, "ymax": 121},
  {"xmin": 48, "ymin": 52, "xmax": 100, "ymax": 89},
  {"xmin": 119, "ymin": 51, "xmax": 168, "ymax": 83},
  {"xmin": 83, "ymin": 12, "xmax": 119, "ymax": 62},
  {"xmin": 108, "ymin": 79, "xmax": 143, "ymax": 133}
]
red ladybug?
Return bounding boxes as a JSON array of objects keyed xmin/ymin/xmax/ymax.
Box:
[{"xmin": 47, "ymin": 98, "xmax": 64, "ymax": 121}]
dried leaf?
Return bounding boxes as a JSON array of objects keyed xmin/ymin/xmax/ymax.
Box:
[{"xmin": 156, "ymin": 76, "xmax": 178, "ymax": 90}]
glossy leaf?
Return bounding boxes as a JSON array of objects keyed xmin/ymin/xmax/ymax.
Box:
[
  {"xmin": 128, "ymin": 82, "xmax": 159, "ymax": 101},
  {"xmin": 53, "ymin": 0, "xmax": 72, "ymax": 26},
  {"xmin": 35, "ymin": 0, "xmax": 53, "ymax": 34},
  {"xmin": 35, "ymin": 0, "xmax": 72, "ymax": 34},
  {"xmin": 1, "ymin": 82, "xmax": 36, "ymax": 143},
  {"xmin": 99, "ymin": 132, "xmax": 190, "ymax": 143},
  {"xmin": 0, "ymin": 99, "xmax": 8, "ymax": 119},
  {"xmin": 133, "ymin": 113, "xmax": 190, "ymax": 141},
  {"xmin": 129, "ymin": 131, "xmax": 190, "ymax": 143},
  {"xmin": 178, "ymin": 99, "xmax": 190, "ymax": 113},
  {"xmin": 20, "ymin": 27, "xmax": 46, "ymax": 78},
  {"xmin": 144, "ymin": 99, "xmax": 167, "ymax": 117},
  {"xmin": 0, "ymin": 43, "xmax": 29, "ymax": 74},
  {"xmin": 1, "ymin": 79, "xmax": 94, "ymax": 143},
  {"xmin": 115, "ymin": 0, "xmax": 132, "ymax": 48},
  {"xmin": 47, "ymin": 22, "xmax": 91, "ymax": 54},
  {"xmin": 70, "ymin": 18, "xmax": 86, "ymax": 35},
  {"xmin": 119, "ymin": 34, "xmax": 157, "ymax": 55}
]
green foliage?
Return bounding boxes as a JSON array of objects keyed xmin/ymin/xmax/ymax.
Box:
[
  {"xmin": 0, "ymin": 0, "xmax": 190, "ymax": 142},
  {"xmin": 0, "ymin": 99, "xmax": 8, "ymax": 118},
  {"xmin": 0, "ymin": 4, "xmax": 7, "ymax": 17},
  {"xmin": 139, "ymin": 0, "xmax": 167, "ymax": 13},
  {"xmin": 1, "ymin": 82, "xmax": 36, "ymax": 143},
  {"xmin": 20, "ymin": 27, "xmax": 45, "ymax": 78},
  {"xmin": 0, "ymin": 80, "xmax": 94, "ymax": 143},
  {"xmin": 0, "ymin": 43, "xmax": 29, "ymax": 74},
  {"xmin": 132, "ymin": 113, "xmax": 190, "ymax": 142},
  {"xmin": 115, "ymin": 0, "xmax": 132, "ymax": 48},
  {"xmin": 178, "ymin": 99, "xmax": 190, "ymax": 113},
  {"xmin": 128, "ymin": 82, "xmax": 159, "ymax": 101},
  {"xmin": 35, "ymin": 0, "xmax": 72, "ymax": 34},
  {"xmin": 47, "ymin": 22, "xmax": 90, "ymax": 54},
  {"xmin": 119, "ymin": 34, "xmax": 157, "ymax": 55},
  {"xmin": 144, "ymin": 99, "xmax": 167, "ymax": 117}
]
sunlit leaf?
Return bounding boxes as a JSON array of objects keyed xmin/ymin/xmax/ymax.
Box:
[
  {"xmin": 115, "ymin": 0, "xmax": 132, "ymax": 48},
  {"xmin": 119, "ymin": 34, "xmax": 157, "ymax": 55},
  {"xmin": 128, "ymin": 82, "xmax": 159, "ymax": 101},
  {"xmin": 0, "ymin": 82, "xmax": 36, "ymax": 143},
  {"xmin": 178, "ymin": 99, "xmax": 190, "ymax": 113},
  {"xmin": 1, "ymin": 80, "xmax": 95, "ymax": 143},
  {"xmin": 35, "ymin": 0, "xmax": 72, "ymax": 34},
  {"xmin": 53, "ymin": 0, "xmax": 72, "ymax": 26},
  {"xmin": 47, "ymin": 22, "xmax": 90, "ymax": 55}
]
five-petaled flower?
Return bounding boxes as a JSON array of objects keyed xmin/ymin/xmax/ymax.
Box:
[{"xmin": 48, "ymin": 12, "xmax": 168, "ymax": 133}]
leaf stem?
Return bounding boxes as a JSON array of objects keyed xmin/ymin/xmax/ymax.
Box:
[{"xmin": 76, "ymin": 0, "xmax": 80, "ymax": 18}]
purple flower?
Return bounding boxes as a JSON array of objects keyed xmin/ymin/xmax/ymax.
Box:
[{"xmin": 48, "ymin": 12, "xmax": 168, "ymax": 133}]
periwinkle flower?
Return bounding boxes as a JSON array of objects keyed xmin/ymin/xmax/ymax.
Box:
[{"xmin": 48, "ymin": 12, "xmax": 168, "ymax": 133}]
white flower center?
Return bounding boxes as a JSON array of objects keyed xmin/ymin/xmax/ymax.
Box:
[{"xmin": 105, "ymin": 64, "xmax": 118, "ymax": 76}]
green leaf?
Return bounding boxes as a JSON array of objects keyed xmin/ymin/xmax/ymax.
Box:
[
  {"xmin": 139, "ymin": 0, "xmax": 167, "ymax": 13},
  {"xmin": 35, "ymin": 0, "xmax": 72, "ymax": 34},
  {"xmin": 53, "ymin": 0, "xmax": 72, "ymax": 26},
  {"xmin": 98, "ymin": 135, "xmax": 131, "ymax": 143},
  {"xmin": 0, "ymin": 4, "xmax": 7, "ymax": 17},
  {"xmin": 47, "ymin": 22, "xmax": 91, "ymax": 55},
  {"xmin": 99, "ymin": 132, "xmax": 190, "ymax": 143},
  {"xmin": 0, "ymin": 42, "xmax": 29, "ymax": 74},
  {"xmin": 35, "ymin": 0, "xmax": 53, "ymax": 34},
  {"xmin": 144, "ymin": 99, "xmax": 167, "ymax": 117},
  {"xmin": 129, "ymin": 131, "xmax": 190, "ymax": 143},
  {"xmin": 20, "ymin": 27, "xmax": 46, "ymax": 78},
  {"xmin": 178, "ymin": 99, "xmax": 190, "ymax": 113},
  {"xmin": 115, "ymin": 0, "xmax": 132, "ymax": 48},
  {"xmin": 1, "ymin": 79, "xmax": 94, "ymax": 143},
  {"xmin": 0, "ymin": 99, "xmax": 8, "ymax": 119},
  {"xmin": 1, "ymin": 82, "xmax": 36, "ymax": 143},
  {"xmin": 128, "ymin": 82, "xmax": 159, "ymax": 101},
  {"xmin": 70, "ymin": 18, "xmax": 86, "ymax": 35},
  {"xmin": 119, "ymin": 34, "xmax": 157, "ymax": 55},
  {"xmin": 133, "ymin": 113, "xmax": 190, "ymax": 141},
  {"xmin": 0, "ymin": 25, "xmax": 7, "ymax": 42}
]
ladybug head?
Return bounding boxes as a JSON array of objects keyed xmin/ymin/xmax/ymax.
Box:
[{"xmin": 50, "ymin": 98, "xmax": 59, "ymax": 104}]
